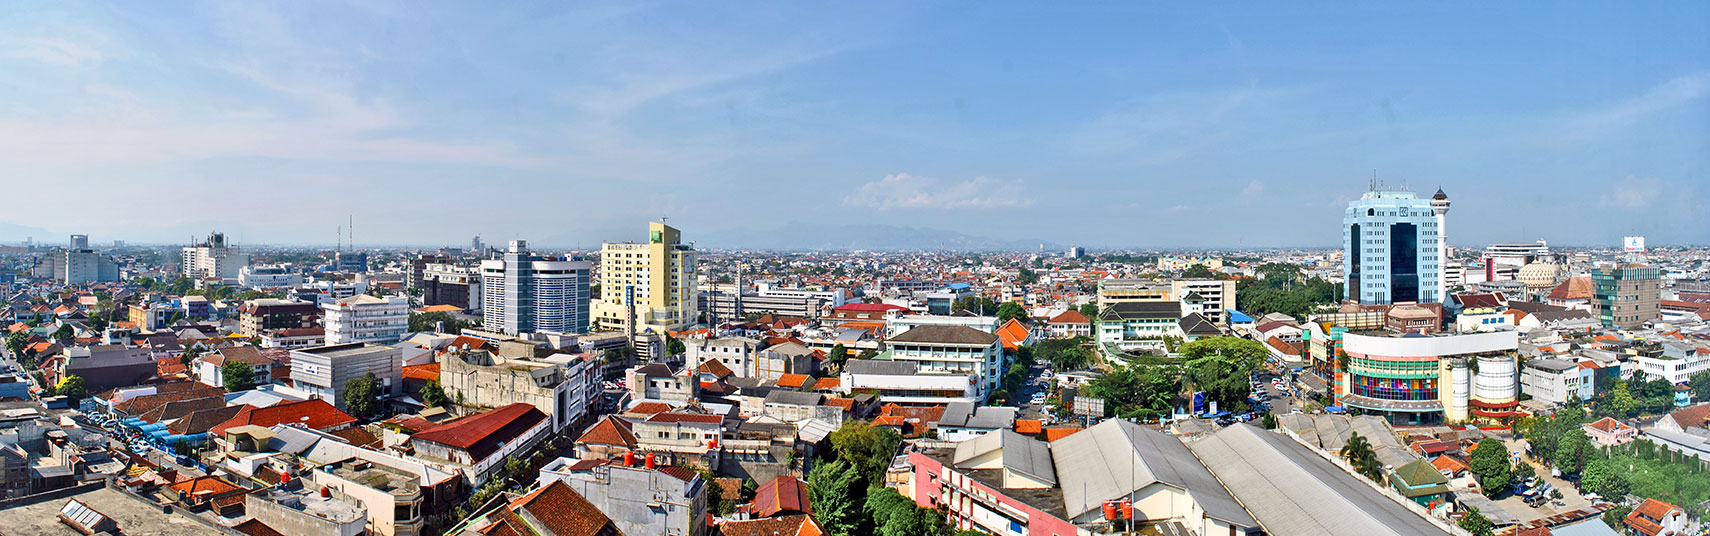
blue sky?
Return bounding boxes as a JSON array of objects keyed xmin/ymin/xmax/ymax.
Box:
[{"xmin": 1, "ymin": 2, "xmax": 1705, "ymax": 248}]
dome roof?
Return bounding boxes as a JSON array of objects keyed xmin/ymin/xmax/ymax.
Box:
[{"xmin": 1517, "ymin": 263, "xmax": 1562, "ymax": 288}]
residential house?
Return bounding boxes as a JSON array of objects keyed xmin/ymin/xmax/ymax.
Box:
[
  {"xmin": 1583, "ymin": 417, "xmax": 1638, "ymax": 447},
  {"xmin": 409, "ymin": 403, "xmax": 550, "ymax": 487},
  {"xmin": 535, "ymin": 456, "xmax": 709, "ymax": 536},
  {"xmin": 1624, "ymin": 498, "xmax": 1685, "ymax": 536}
]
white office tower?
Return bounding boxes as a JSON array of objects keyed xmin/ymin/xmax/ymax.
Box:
[
  {"xmin": 480, "ymin": 240, "xmax": 593, "ymax": 335},
  {"xmin": 1344, "ymin": 187, "xmax": 1445, "ymax": 305},
  {"xmin": 1431, "ymin": 189, "xmax": 1451, "ymax": 303},
  {"xmin": 182, "ymin": 231, "xmax": 250, "ymax": 279}
]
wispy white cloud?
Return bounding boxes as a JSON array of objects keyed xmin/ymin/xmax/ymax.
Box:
[
  {"xmin": 1067, "ymin": 86, "xmax": 1302, "ymax": 164},
  {"xmin": 1599, "ymin": 176, "xmax": 1667, "ymax": 210},
  {"xmin": 843, "ymin": 173, "xmax": 1032, "ymax": 210},
  {"xmin": 1566, "ymin": 72, "xmax": 1710, "ymax": 133},
  {"xmin": 1241, "ymin": 180, "xmax": 1265, "ymax": 196},
  {"xmin": 0, "ymin": 36, "xmax": 105, "ymax": 66}
]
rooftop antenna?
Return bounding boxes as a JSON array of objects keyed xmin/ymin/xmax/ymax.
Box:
[{"xmin": 337, "ymin": 225, "xmax": 341, "ymax": 252}]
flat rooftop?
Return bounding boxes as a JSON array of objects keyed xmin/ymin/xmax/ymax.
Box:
[
  {"xmin": 921, "ymin": 449, "xmax": 1070, "ymax": 522},
  {"xmin": 324, "ymin": 458, "xmax": 421, "ymax": 497},
  {"xmin": 295, "ymin": 343, "xmax": 390, "ymax": 359},
  {"xmin": 0, "ymin": 486, "xmax": 210, "ymax": 536}
]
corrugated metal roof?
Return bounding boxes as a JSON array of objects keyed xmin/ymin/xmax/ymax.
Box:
[
  {"xmin": 1189, "ymin": 424, "xmax": 1448, "ymax": 536},
  {"xmin": 1051, "ymin": 419, "xmax": 1254, "ymax": 527}
]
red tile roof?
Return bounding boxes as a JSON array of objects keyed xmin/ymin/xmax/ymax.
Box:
[
  {"xmin": 415, "ymin": 304, "xmax": 462, "ymax": 313},
  {"xmin": 503, "ymin": 480, "xmax": 618, "ymax": 536},
  {"xmin": 1044, "ymin": 426, "xmax": 1083, "ymax": 442},
  {"xmin": 752, "ymin": 475, "xmax": 812, "ymax": 517},
  {"xmin": 412, "ymin": 403, "xmax": 547, "ymax": 460},
  {"xmin": 996, "ymin": 319, "xmax": 1030, "ymax": 351},
  {"xmin": 1430, "ymin": 455, "xmax": 1469, "ymax": 475},
  {"xmin": 210, "ymin": 399, "xmax": 357, "ymax": 436},
  {"xmin": 832, "ymin": 303, "xmax": 909, "ymax": 313},
  {"xmin": 1048, "ymin": 310, "xmax": 1090, "ymax": 324},
  {"xmin": 821, "ymin": 397, "xmax": 854, "ymax": 412},
  {"xmin": 626, "ymin": 402, "xmax": 674, "ymax": 416},
  {"xmin": 646, "ymin": 412, "xmax": 723, "ymax": 424},
  {"xmin": 812, "ymin": 377, "xmax": 840, "ymax": 390},
  {"xmin": 1627, "ymin": 498, "xmax": 1681, "ymax": 536},
  {"xmin": 402, "ymin": 363, "xmax": 440, "ymax": 382},
  {"xmin": 1585, "ymin": 417, "xmax": 1633, "ymax": 433},
  {"xmin": 697, "ymin": 359, "xmax": 735, "ymax": 378},
  {"xmin": 1014, "ymin": 419, "xmax": 1043, "ymax": 435},
  {"xmin": 720, "ymin": 514, "xmax": 824, "ymax": 536},
  {"xmin": 232, "ymin": 519, "xmax": 287, "ymax": 536},
  {"xmin": 576, "ymin": 416, "xmax": 638, "ymax": 448},
  {"xmin": 777, "ymin": 374, "xmax": 811, "ymax": 388}
]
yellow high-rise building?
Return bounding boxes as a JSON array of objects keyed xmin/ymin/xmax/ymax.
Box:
[{"xmin": 592, "ymin": 221, "xmax": 697, "ymax": 334}]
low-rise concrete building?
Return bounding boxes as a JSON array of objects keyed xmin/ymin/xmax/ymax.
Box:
[
  {"xmin": 536, "ymin": 456, "xmax": 709, "ymax": 536},
  {"xmin": 289, "ymin": 343, "xmax": 403, "ymax": 410},
  {"xmin": 246, "ymin": 488, "xmax": 368, "ymax": 536}
]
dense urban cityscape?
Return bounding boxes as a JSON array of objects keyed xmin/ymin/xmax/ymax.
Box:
[
  {"xmin": 3, "ymin": 3, "xmax": 1708, "ymax": 536},
  {"xmin": 1, "ymin": 185, "xmax": 1708, "ymax": 536}
]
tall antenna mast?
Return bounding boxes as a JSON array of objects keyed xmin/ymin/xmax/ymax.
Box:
[
  {"xmin": 348, "ymin": 214, "xmax": 354, "ymax": 250},
  {"xmin": 337, "ymin": 225, "xmax": 342, "ymax": 252}
]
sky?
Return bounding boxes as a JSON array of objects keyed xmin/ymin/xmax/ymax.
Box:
[{"xmin": 1, "ymin": 2, "xmax": 1707, "ymax": 249}]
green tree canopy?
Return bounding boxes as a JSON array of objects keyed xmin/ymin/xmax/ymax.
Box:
[
  {"xmin": 995, "ymin": 302, "xmax": 1028, "ymax": 326},
  {"xmin": 408, "ymin": 311, "xmax": 466, "ymax": 333},
  {"xmin": 420, "ymin": 380, "xmax": 449, "ymax": 407},
  {"xmin": 829, "ymin": 344, "xmax": 849, "ymax": 366},
  {"xmin": 221, "ymin": 361, "xmax": 257, "ymax": 392},
  {"xmin": 1178, "ymin": 337, "xmax": 1266, "ymax": 412},
  {"xmin": 866, "ymin": 486, "xmax": 953, "ymax": 536},
  {"xmin": 1182, "ymin": 264, "xmax": 1215, "ymax": 278},
  {"xmin": 56, "ymin": 374, "xmax": 87, "ymax": 400},
  {"xmin": 1458, "ymin": 506, "xmax": 1494, "ymax": 536},
  {"xmin": 1581, "ymin": 457, "xmax": 1632, "ymax": 499},
  {"xmin": 344, "ymin": 372, "xmax": 382, "ymax": 419},
  {"xmin": 807, "ymin": 458, "xmax": 866, "ymax": 536},
  {"xmin": 1078, "ymin": 302, "xmax": 1100, "ymax": 321},
  {"xmin": 1089, "ymin": 362, "xmax": 1181, "ymax": 419},
  {"xmin": 1339, "ymin": 431, "xmax": 1385, "ymax": 482},
  {"xmin": 1469, "ymin": 438, "xmax": 1512, "ymax": 496},
  {"xmin": 829, "ymin": 420, "xmax": 902, "ymax": 482}
]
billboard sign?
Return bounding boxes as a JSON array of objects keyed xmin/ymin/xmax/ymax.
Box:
[{"xmin": 1623, "ymin": 236, "xmax": 1645, "ymax": 253}]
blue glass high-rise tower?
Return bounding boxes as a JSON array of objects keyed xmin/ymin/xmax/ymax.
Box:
[{"xmin": 1343, "ymin": 188, "xmax": 1447, "ymax": 304}]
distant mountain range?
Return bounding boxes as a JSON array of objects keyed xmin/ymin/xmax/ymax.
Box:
[
  {"xmin": 0, "ymin": 222, "xmax": 56, "ymax": 244},
  {"xmin": 696, "ymin": 222, "xmax": 1063, "ymax": 251}
]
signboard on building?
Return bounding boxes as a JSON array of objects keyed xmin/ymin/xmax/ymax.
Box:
[
  {"xmin": 1072, "ymin": 395, "xmax": 1105, "ymax": 417},
  {"xmin": 1623, "ymin": 236, "xmax": 1645, "ymax": 253}
]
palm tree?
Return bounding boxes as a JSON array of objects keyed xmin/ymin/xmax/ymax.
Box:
[{"xmin": 1339, "ymin": 431, "xmax": 1385, "ymax": 482}]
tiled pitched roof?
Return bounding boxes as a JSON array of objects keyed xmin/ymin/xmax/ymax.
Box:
[
  {"xmin": 168, "ymin": 405, "xmax": 246, "ymax": 435},
  {"xmin": 210, "ymin": 399, "xmax": 356, "ymax": 436},
  {"xmin": 1014, "ymin": 419, "xmax": 1043, "ymax": 435},
  {"xmin": 720, "ymin": 514, "xmax": 824, "ymax": 536},
  {"xmin": 232, "ymin": 519, "xmax": 286, "ymax": 536},
  {"xmin": 1043, "ymin": 426, "xmax": 1083, "ymax": 442},
  {"xmin": 1665, "ymin": 404, "xmax": 1710, "ymax": 430},
  {"xmin": 506, "ymin": 480, "xmax": 618, "ymax": 536},
  {"xmin": 777, "ymin": 374, "xmax": 811, "ymax": 389},
  {"xmin": 658, "ymin": 465, "xmax": 699, "ymax": 483},
  {"xmin": 576, "ymin": 416, "xmax": 638, "ymax": 448},
  {"xmin": 889, "ymin": 325, "xmax": 999, "ymax": 346},
  {"xmin": 751, "ymin": 475, "xmax": 812, "ymax": 517},
  {"xmin": 402, "ymin": 363, "xmax": 440, "ymax": 383},
  {"xmin": 1585, "ymin": 417, "xmax": 1632, "ymax": 433},
  {"xmin": 646, "ymin": 412, "xmax": 723, "ymax": 424},
  {"xmin": 1048, "ymin": 310, "xmax": 1090, "ymax": 324},
  {"xmin": 1430, "ymin": 455, "xmax": 1469, "ymax": 475},
  {"xmin": 821, "ymin": 397, "xmax": 854, "ymax": 412},
  {"xmin": 330, "ymin": 426, "xmax": 383, "ymax": 449},
  {"xmin": 996, "ymin": 319, "xmax": 1030, "ymax": 350},
  {"xmin": 412, "ymin": 403, "xmax": 547, "ymax": 461},
  {"xmin": 696, "ymin": 359, "xmax": 734, "ymax": 378},
  {"xmin": 626, "ymin": 401, "xmax": 674, "ymax": 416},
  {"xmin": 812, "ymin": 377, "xmax": 840, "ymax": 390}
]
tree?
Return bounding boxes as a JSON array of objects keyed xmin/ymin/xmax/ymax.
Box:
[
  {"xmin": 696, "ymin": 467, "xmax": 734, "ymax": 516},
  {"xmin": 995, "ymin": 302, "xmax": 1027, "ymax": 326},
  {"xmin": 221, "ymin": 361, "xmax": 256, "ymax": 392},
  {"xmin": 1513, "ymin": 459, "xmax": 1536, "ymax": 482},
  {"xmin": 829, "ymin": 344, "xmax": 849, "ymax": 367},
  {"xmin": 1581, "ymin": 457, "xmax": 1631, "ymax": 499},
  {"xmin": 951, "ymin": 296, "xmax": 998, "ymax": 316},
  {"xmin": 1089, "ymin": 362, "xmax": 1181, "ymax": 419},
  {"xmin": 1606, "ymin": 379, "xmax": 1639, "ymax": 418},
  {"xmin": 666, "ymin": 336, "xmax": 685, "ymax": 356},
  {"xmin": 1458, "ymin": 506, "xmax": 1494, "ymax": 536},
  {"xmin": 4, "ymin": 331, "xmax": 26, "ymax": 357},
  {"xmin": 807, "ymin": 459, "xmax": 866, "ymax": 536},
  {"xmin": 1555, "ymin": 429, "xmax": 1592, "ymax": 474},
  {"xmin": 1469, "ymin": 439, "xmax": 1512, "ymax": 496},
  {"xmin": 1078, "ymin": 302, "xmax": 1100, "ymax": 321},
  {"xmin": 56, "ymin": 374, "xmax": 87, "ymax": 400},
  {"xmin": 1601, "ymin": 505, "xmax": 1633, "ymax": 532},
  {"xmin": 420, "ymin": 380, "xmax": 449, "ymax": 407},
  {"xmin": 866, "ymin": 485, "xmax": 953, "ymax": 536},
  {"xmin": 52, "ymin": 324, "xmax": 73, "ymax": 342},
  {"xmin": 829, "ymin": 420, "xmax": 902, "ymax": 482},
  {"xmin": 1261, "ymin": 412, "xmax": 1279, "ymax": 430},
  {"xmin": 408, "ymin": 311, "xmax": 464, "ymax": 333},
  {"xmin": 857, "ymin": 349, "xmax": 877, "ymax": 360},
  {"xmin": 344, "ymin": 372, "xmax": 382, "ymax": 419},
  {"xmin": 1339, "ymin": 432, "xmax": 1384, "ymax": 482},
  {"xmin": 1688, "ymin": 370, "xmax": 1710, "ymax": 402},
  {"xmin": 1182, "ymin": 264, "xmax": 1215, "ymax": 278},
  {"xmin": 1179, "ymin": 337, "xmax": 1266, "ymax": 412},
  {"xmin": 1016, "ymin": 267, "xmax": 1038, "ymax": 285}
]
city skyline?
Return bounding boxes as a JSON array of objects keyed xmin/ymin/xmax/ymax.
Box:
[{"xmin": 1, "ymin": 2, "xmax": 1706, "ymax": 248}]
